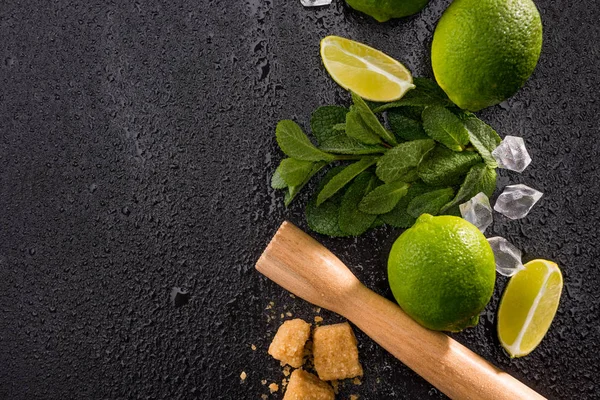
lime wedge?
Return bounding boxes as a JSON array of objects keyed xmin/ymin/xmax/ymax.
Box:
[
  {"xmin": 498, "ymin": 259, "xmax": 563, "ymax": 358},
  {"xmin": 320, "ymin": 36, "xmax": 415, "ymax": 102}
]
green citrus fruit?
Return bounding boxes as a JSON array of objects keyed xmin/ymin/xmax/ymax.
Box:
[
  {"xmin": 388, "ymin": 214, "xmax": 496, "ymax": 331},
  {"xmin": 346, "ymin": 0, "xmax": 430, "ymax": 23},
  {"xmin": 498, "ymin": 259, "xmax": 563, "ymax": 358},
  {"xmin": 431, "ymin": 0, "xmax": 543, "ymax": 111}
]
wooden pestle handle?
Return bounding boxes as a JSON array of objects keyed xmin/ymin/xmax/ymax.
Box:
[{"xmin": 256, "ymin": 221, "xmax": 545, "ymax": 400}]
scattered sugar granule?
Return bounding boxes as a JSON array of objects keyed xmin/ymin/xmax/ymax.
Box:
[
  {"xmin": 261, "ymin": 379, "xmax": 267, "ymax": 385},
  {"xmin": 330, "ymin": 380, "xmax": 339, "ymax": 394},
  {"xmin": 269, "ymin": 382, "xmax": 279, "ymax": 393},
  {"xmin": 314, "ymin": 316, "xmax": 323, "ymax": 323},
  {"xmin": 240, "ymin": 371, "xmax": 247, "ymax": 381},
  {"xmin": 353, "ymin": 377, "xmax": 362, "ymax": 385},
  {"xmin": 350, "ymin": 395, "xmax": 360, "ymax": 400},
  {"xmin": 251, "ymin": 344, "xmax": 257, "ymax": 351}
]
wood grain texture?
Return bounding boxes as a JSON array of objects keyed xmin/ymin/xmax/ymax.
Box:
[{"xmin": 256, "ymin": 221, "xmax": 546, "ymax": 400}]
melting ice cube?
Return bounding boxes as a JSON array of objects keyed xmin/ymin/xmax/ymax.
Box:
[
  {"xmin": 300, "ymin": 0, "xmax": 332, "ymax": 6},
  {"xmin": 494, "ymin": 184, "xmax": 543, "ymax": 219},
  {"xmin": 487, "ymin": 237, "xmax": 524, "ymax": 277},
  {"xmin": 460, "ymin": 192, "xmax": 493, "ymax": 233},
  {"xmin": 492, "ymin": 136, "xmax": 532, "ymax": 173}
]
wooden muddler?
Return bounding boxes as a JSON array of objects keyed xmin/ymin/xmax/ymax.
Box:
[{"xmin": 256, "ymin": 221, "xmax": 545, "ymax": 400}]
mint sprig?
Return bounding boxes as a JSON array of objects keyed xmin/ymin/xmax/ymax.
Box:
[{"xmin": 271, "ymin": 78, "xmax": 502, "ymax": 236}]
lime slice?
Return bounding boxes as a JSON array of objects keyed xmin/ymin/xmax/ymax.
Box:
[
  {"xmin": 320, "ymin": 36, "xmax": 415, "ymax": 102},
  {"xmin": 498, "ymin": 259, "xmax": 563, "ymax": 358}
]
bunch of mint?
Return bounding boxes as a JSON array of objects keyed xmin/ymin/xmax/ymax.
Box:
[{"xmin": 271, "ymin": 78, "xmax": 501, "ymax": 237}]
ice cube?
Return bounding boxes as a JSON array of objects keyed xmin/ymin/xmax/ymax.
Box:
[
  {"xmin": 300, "ymin": 0, "xmax": 332, "ymax": 6},
  {"xmin": 492, "ymin": 136, "xmax": 532, "ymax": 173},
  {"xmin": 494, "ymin": 184, "xmax": 543, "ymax": 219},
  {"xmin": 487, "ymin": 237, "xmax": 524, "ymax": 277},
  {"xmin": 459, "ymin": 192, "xmax": 493, "ymax": 233}
]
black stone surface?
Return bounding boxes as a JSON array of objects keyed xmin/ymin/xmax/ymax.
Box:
[{"xmin": 1, "ymin": 1, "xmax": 599, "ymax": 398}]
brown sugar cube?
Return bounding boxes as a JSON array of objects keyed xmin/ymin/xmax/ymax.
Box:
[
  {"xmin": 268, "ymin": 318, "xmax": 311, "ymax": 368},
  {"xmin": 283, "ymin": 369, "xmax": 334, "ymax": 400},
  {"xmin": 312, "ymin": 322, "xmax": 363, "ymax": 381}
]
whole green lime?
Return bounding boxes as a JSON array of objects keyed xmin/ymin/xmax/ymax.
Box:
[
  {"xmin": 431, "ymin": 0, "xmax": 543, "ymax": 111},
  {"xmin": 388, "ymin": 214, "xmax": 496, "ymax": 331},
  {"xmin": 346, "ymin": 0, "xmax": 430, "ymax": 22}
]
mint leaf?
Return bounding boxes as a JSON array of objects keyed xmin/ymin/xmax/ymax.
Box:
[
  {"xmin": 339, "ymin": 172, "xmax": 379, "ymax": 236},
  {"xmin": 370, "ymin": 217, "xmax": 385, "ymax": 228},
  {"xmin": 351, "ymin": 92, "xmax": 397, "ymax": 146},
  {"xmin": 271, "ymin": 168, "xmax": 287, "ymax": 189},
  {"xmin": 418, "ymin": 146, "xmax": 482, "ymax": 186},
  {"xmin": 284, "ymin": 161, "xmax": 328, "ymax": 206},
  {"xmin": 358, "ymin": 180, "xmax": 409, "ymax": 215},
  {"xmin": 332, "ymin": 123, "xmax": 346, "ymax": 132},
  {"xmin": 441, "ymin": 163, "xmax": 497, "ymax": 212},
  {"xmin": 376, "ymin": 139, "xmax": 435, "ymax": 183},
  {"xmin": 276, "ymin": 158, "xmax": 317, "ymax": 187},
  {"xmin": 319, "ymin": 135, "xmax": 386, "ymax": 155},
  {"xmin": 422, "ymin": 106, "xmax": 470, "ymax": 152},
  {"xmin": 306, "ymin": 166, "xmax": 348, "ymax": 237},
  {"xmin": 316, "ymin": 157, "xmax": 378, "ymax": 206},
  {"xmin": 463, "ymin": 117, "xmax": 502, "ymax": 167},
  {"xmin": 276, "ymin": 120, "xmax": 335, "ymax": 162},
  {"xmin": 372, "ymin": 78, "xmax": 452, "ymax": 112},
  {"xmin": 310, "ymin": 106, "xmax": 348, "ymax": 144},
  {"xmin": 407, "ymin": 187, "xmax": 455, "ymax": 218},
  {"xmin": 387, "ymin": 108, "xmax": 429, "ymax": 141},
  {"xmin": 379, "ymin": 182, "xmax": 432, "ymax": 228},
  {"xmin": 397, "ymin": 167, "xmax": 420, "ymax": 183},
  {"xmin": 345, "ymin": 107, "xmax": 385, "ymax": 145}
]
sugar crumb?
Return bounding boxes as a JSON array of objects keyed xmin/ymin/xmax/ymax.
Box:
[
  {"xmin": 331, "ymin": 380, "xmax": 339, "ymax": 394},
  {"xmin": 261, "ymin": 379, "xmax": 267, "ymax": 385},
  {"xmin": 261, "ymin": 395, "xmax": 268, "ymax": 400},
  {"xmin": 283, "ymin": 366, "xmax": 291, "ymax": 377},
  {"xmin": 266, "ymin": 301, "xmax": 274, "ymax": 310},
  {"xmin": 353, "ymin": 377, "xmax": 362, "ymax": 385},
  {"xmin": 251, "ymin": 344, "xmax": 257, "ymax": 351},
  {"xmin": 314, "ymin": 316, "xmax": 323, "ymax": 323},
  {"xmin": 285, "ymin": 311, "xmax": 293, "ymax": 317},
  {"xmin": 240, "ymin": 371, "xmax": 247, "ymax": 381},
  {"xmin": 268, "ymin": 383, "xmax": 279, "ymax": 393},
  {"xmin": 289, "ymin": 294, "xmax": 296, "ymax": 298},
  {"xmin": 280, "ymin": 313, "xmax": 284, "ymax": 318},
  {"xmin": 350, "ymin": 395, "xmax": 360, "ymax": 400}
]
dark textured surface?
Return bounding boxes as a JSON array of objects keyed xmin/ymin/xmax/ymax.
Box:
[{"xmin": 1, "ymin": 0, "xmax": 599, "ymax": 398}]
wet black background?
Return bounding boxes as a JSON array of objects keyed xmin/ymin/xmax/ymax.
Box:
[{"xmin": 1, "ymin": 0, "xmax": 599, "ymax": 398}]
